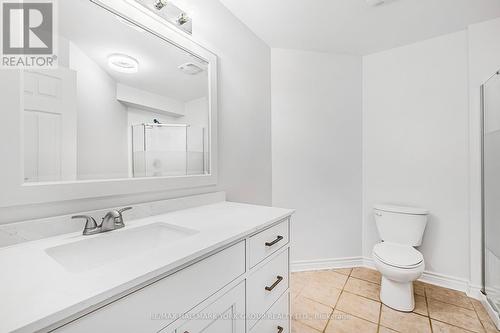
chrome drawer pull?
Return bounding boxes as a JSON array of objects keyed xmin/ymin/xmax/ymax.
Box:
[
  {"xmin": 265, "ymin": 235, "xmax": 284, "ymax": 247},
  {"xmin": 265, "ymin": 275, "xmax": 284, "ymax": 291},
  {"xmin": 277, "ymin": 326, "xmax": 284, "ymax": 333}
]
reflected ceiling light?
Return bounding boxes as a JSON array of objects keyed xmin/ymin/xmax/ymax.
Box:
[{"xmin": 107, "ymin": 54, "xmax": 139, "ymax": 74}]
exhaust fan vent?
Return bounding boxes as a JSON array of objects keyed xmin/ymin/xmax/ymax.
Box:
[{"xmin": 178, "ymin": 62, "xmax": 204, "ymax": 75}]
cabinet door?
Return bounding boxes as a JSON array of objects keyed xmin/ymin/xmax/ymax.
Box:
[{"xmin": 166, "ymin": 282, "xmax": 245, "ymax": 333}]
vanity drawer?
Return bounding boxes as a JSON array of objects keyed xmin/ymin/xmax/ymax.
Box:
[
  {"xmin": 247, "ymin": 248, "xmax": 289, "ymax": 329},
  {"xmin": 250, "ymin": 292, "xmax": 290, "ymax": 333},
  {"xmin": 249, "ymin": 219, "xmax": 289, "ymax": 267},
  {"xmin": 53, "ymin": 241, "xmax": 245, "ymax": 333}
]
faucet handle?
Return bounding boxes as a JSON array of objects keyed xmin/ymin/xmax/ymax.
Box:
[
  {"xmin": 114, "ymin": 207, "xmax": 133, "ymax": 228},
  {"xmin": 72, "ymin": 215, "xmax": 100, "ymax": 235},
  {"xmin": 117, "ymin": 207, "xmax": 133, "ymax": 215}
]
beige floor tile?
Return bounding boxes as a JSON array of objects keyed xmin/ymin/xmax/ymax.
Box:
[
  {"xmin": 428, "ymin": 299, "xmax": 484, "ymax": 333},
  {"xmin": 425, "ymin": 284, "xmax": 474, "ymax": 310},
  {"xmin": 414, "ymin": 294, "xmax": 428, "ymax": 316},
  {"xmin": 378, "ymin": 326, "xmax": 399, "ymax": 333},
  {"xmin": 291, "ymin": 290, "xmax": 301, "ymax": 301},
  {"xmin": 432, "ymin": 319, "xmax": 477, "ymax": 332},
  {"xmin": 335, "ymin": 291, "xmax": 381, "ymax": 323},
  {"xmin": 308, "ymin": 270, "xmax": 349, "ymax": 290},
  {"xmin": 300, "ymin": 277, "xmax": 342, "ymax": 307},
  {"xmin": 343, "ymin": 277, "xmax": 381, "ymax": 301},
  {"xmin": 325, "ymin": 310, "xmax": 378, "ymax": 333},
  {"xmin": 333, "ymin": 268, "xmax": 352, "ymax": 276},
  {"xmin": 350, "ymin": 267, "xmax": 381, "ymax": 285},
  {"xmin": 291, "ymin": 272, "xmax": 312, "ymax": 287},
  {"xmin": 414, "ymin": 281, "xmax": 426, "ymax": 296},
  {"xmin": 291, "ymin": 320, "xmax": 321, "ymax": 333},
  {"xmin": 292, "ymin": 295, "xmax": 333, "ymax": 332},
  {"xmin": 470, "ymin": 298, "xmax": 493, "ymax": 323},
  {"xmin": 380, "ymin": 305, "xmax": 432, "ymax": 333},
  {"xmin": 481, "ymin": 319, "xmax": 500, "ymax": 333}
]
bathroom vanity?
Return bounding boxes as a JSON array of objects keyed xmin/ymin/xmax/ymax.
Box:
[
  {"xmin": 0, "ymin": 201, "xmax": 294, "ymax": 333},
  {"xmin": 0, "ymin": 0, "xmax": 295, "ymax": 331}
]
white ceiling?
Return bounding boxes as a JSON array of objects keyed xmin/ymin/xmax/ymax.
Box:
[{"xmin": 218, "ymin": 0, "xmax": 500, "ymax": 55}]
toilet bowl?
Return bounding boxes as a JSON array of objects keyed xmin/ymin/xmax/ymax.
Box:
[
  {"xmin": 372, "ymin": 204, "xmax": 429, "ymax": 312},
  {"xmin": 372, "ymin": 242, "xmax": 425, "ymax": 311}
]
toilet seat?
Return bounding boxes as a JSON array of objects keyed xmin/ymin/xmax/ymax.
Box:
[{"xmin": 373, "ymin": 242, "xmax": 423, "ymax": 269}]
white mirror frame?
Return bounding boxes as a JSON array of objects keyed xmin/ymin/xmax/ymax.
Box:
[{"xmin": 0, "ymin": 0, "xmax": 218, "ymax": 208}]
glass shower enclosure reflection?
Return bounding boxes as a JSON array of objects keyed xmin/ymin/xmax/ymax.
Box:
[
  {"xmin": 482, "ymin": 69, "xmax": 500, "ymax": 324},
  {"xmin": 132, "ymin": 123, "xmax": 208, "ymax": 177}
]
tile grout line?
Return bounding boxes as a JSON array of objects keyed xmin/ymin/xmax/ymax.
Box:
[
  {"xmin": 376, "ymin": 301, "xmax": 382, "ymax": 333},
  {"xmin": 323, "ymin": 270, "xmax": 351, "ymax": 333},
  {"xmin": 424, "ymin": 285, "xmax": 433, "ymax": 333}
]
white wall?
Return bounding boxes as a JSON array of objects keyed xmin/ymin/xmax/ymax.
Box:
[
  {"xmin": 69, "ymin": 42, "xmax": 129, "ymax": 180},
  {"xmin": 362, "ymin": 31, "xmax": 470, "ymax": 279},
  {"xmin": 192, "ymin": 0, "xmax": 272, "ymax": 206},
  {"xmin": 0, "ymin": 0, "xmax": 272, "ymax": 223},
  {"xmin": 468, "ymin": 17, "xmax": 500, "ymax": 287},
  {"xmin": 271, "ymin": 49, "xmax": 363, "ymax": 263}
]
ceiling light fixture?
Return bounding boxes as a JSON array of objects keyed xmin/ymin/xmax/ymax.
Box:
[
  {"xmin": 177, "ymin": 13, "xmax": 189, "ymax": 26},
  {"xmin": 107, "ymin": 54, "xmax": 139, "ymax": 74},
  {"xmin": 153, "ymin": 0, "xmax": 167, "ymax": 10}
]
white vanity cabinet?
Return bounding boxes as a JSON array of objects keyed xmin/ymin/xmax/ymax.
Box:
[
  {"xmin": 50, "ymin": 217, "xmax": 291, "ymax": 333},
  {"xmin": 163, "ymin": 282, "xmax": 246, "ymax": 333}
]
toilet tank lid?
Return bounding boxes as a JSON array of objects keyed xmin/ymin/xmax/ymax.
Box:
[{"xmin": 374, "ymin": 204, "xmax": 429, "ymax": 215}]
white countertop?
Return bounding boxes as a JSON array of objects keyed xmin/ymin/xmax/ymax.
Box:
[{"xmin": 0, "ymin": 201, "xmax": 294, "ymax": 333}]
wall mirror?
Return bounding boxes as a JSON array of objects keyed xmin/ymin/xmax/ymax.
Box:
[{"xmin": 0, "ymin": 0, "xmax": 218, "ymax": 207}]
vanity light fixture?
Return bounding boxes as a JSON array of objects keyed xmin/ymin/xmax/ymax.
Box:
[
  {"xmin": 107, "ymin": 54, "xmax": 139, "ymax": 74},
  {"xmin": 177, "ymin": 13, "xmax": 189, "ymax": 26},
  {"xmin": 153, "ymin": 0, "xmax": 167, "ymax": 10}
]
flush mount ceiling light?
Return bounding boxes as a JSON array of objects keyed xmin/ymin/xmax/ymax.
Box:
[{"xmin": 107, "ymin": 54, "xmax": 139, "ymax": 74}]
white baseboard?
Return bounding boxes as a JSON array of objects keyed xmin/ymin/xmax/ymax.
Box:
[
  {"xmin": 291, "ymin": 256, "xmax": 478, "ymax": 298},
  {"xmin": 291, "ymin": 257, "xmax": 364, "ymax": 272},
  {"xmin": 467, "ymin": 284, "xmax": 484, "ymax": 300}
]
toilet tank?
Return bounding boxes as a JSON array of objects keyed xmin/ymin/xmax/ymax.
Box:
[{"xmin": 374, "ymin": 204, "xmax": 429, "ymax": 246}]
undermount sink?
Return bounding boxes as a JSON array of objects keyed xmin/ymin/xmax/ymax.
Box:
[{"xmin": 45, "ymin": 223, "xmax": 199, "ymax": 273}]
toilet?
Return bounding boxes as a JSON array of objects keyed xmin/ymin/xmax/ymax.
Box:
[{"xmin": 372, "ymin": 204, "xmax": 429, "ymax": 312}]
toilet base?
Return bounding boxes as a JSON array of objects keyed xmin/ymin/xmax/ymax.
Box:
[{"xmin": 380, "ymin": 276, "xmax": 415, "ymax": 312}]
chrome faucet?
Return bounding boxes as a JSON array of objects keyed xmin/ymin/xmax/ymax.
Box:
[{"xmin": 72, "ymin": 207, "xmax": 133, "ymax": 236}]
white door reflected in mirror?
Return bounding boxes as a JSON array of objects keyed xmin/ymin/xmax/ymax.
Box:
[{"xmin": 17, "ymin": 0, "xmax": 211, "ymax": 183}]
